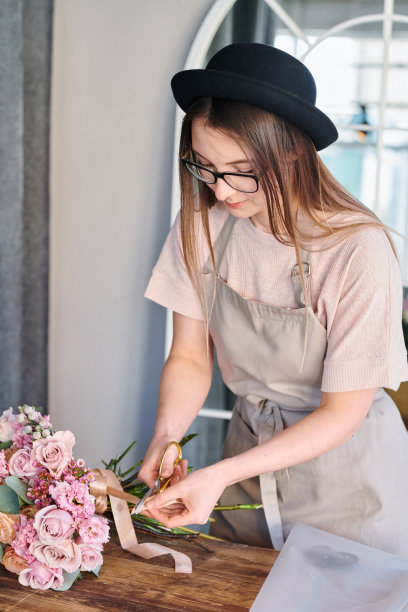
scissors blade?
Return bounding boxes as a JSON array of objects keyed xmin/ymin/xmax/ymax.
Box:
[{"xmin": 132, "ymin": 479, "xmax": 160, "ymax": 515}]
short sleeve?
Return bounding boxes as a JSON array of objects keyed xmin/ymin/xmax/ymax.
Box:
[
  {"xmin": 322, "ymin": 229, "xmax": 408, "ymax": 392},
  {"xmin": 144, "ymin": 212, "xmax": 205, "ymax": 320}
]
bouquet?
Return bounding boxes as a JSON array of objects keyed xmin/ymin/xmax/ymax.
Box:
[{"xmin": 0, "ymin": 405, "xmax": 109, "ymax": 591}]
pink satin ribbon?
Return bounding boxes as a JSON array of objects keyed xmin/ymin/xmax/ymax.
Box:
[{"xmin": 90, "ymin": 468, "xmax": 192, "ymax": 574}]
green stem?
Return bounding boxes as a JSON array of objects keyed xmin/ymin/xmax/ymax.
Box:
[
  {"xmin": 213, "ymin": 504, "xmax": 263, "ymax": 511},
  {"xmin": 172, "ymin": 526, "xmax": 225, "ymax": 542}
]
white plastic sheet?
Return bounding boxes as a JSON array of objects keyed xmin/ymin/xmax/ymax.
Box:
[{"xmin": 250, "ymin": 523, "xmax": 408, "ymax": 611}]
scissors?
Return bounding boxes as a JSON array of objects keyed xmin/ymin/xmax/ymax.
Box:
[{"xmin": 133, "ymin": 441, "xmax": 182, "ymax": 515}]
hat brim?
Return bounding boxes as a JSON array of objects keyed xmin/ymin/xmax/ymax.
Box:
[{"xmin": 171, "ymin": 69, "xmax": 338, "ymax": 151}]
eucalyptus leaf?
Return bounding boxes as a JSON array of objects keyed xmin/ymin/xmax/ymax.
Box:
[
  {"xmin": 0, "ymin": 440, "xmax": 12, "ymax": 451},
  {"xmin": 53, "ymin": 569, "xmax": 82, "ymax": 591},
  {"xmin": 0, "ymin": 543, "xmax": 4, "ymax": 562},
  {"xmin": 91, "ymin": 564, "xmax": 101, "ymax": 576},
  {"xmin": 5, "ymin": 476, "xmax": 32, "ymax": 505},
  {"xmin": 0, "ymin": 484, "xmax": 20, "ymax": 513}
]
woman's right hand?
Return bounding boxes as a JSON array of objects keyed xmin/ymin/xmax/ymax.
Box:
[{"xmin": 138, "ymin": 436, "xmax": 188, "ymax": 489}]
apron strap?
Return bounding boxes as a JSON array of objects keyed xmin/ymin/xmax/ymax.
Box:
[
  {"xmin": 257, "ymin": 402, "xmax": 286, "ymax": 550},
  {"xmin": 203, "ymin": 214, "xmax": 237, "ymax": 273},
  {"xmin": 291, "ymin": 250, "xmax": 311, "ymax": 308}
]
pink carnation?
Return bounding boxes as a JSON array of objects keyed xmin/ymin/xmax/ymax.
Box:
[
  {"xmin": 77, "ymin": 516, "xmax": 110, "ymax": 545},
  {"xmin": 32, "ymin": 430, "xmax": 75, "ymax": 478},
  {"xmin": 12, "ymin": 429, "xmax": 33, "ymax": 450},
  {"xmin": 18, "ymin": 560, "xmax": 64, "ymax": 590},
  {"xmin": 8, "ymin": 448, "xmax": 41, "ymax": 481},
  {"xmin": 34, "ymin": 505, "xmax": 75, "ymax": 544},
  {"xmin": 49, "ymin": 481, "xmax": 95, "ymax": 521},
  {"xmin": 11, "ymin": 515, "xmax": 39, "ymax": 564},
  {"xmin": 0, "ymin": 450, "xmax": 9, "ymax": 481}
]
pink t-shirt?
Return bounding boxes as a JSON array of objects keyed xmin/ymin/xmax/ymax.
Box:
[{"xmin": 145, "ymin": 204, "xmax": 408, "ymax": 392}]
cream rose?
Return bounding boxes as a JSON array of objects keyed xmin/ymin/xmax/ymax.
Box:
[
  {"xmin": 30, "ymin": 539, "xmax": 82, "ymax": 573},
  {"xmin": 33, "ymin": 505, "xmax": 75, "ymax": 544},
  {"xmin": 0, "ymin": 512, "xmax": 19, "ymax": 544},
  {"xmin": 0, "ymin": 408, "xmax": 15, "ymax": 442},
  {"xmin": 18, "ymin": 560, "xmax": 64, "ymax": 590},
  {"xmin": 2, "ymin": 546, "xmax": 28, "ymax": 575},
  {"xmin": 31, "ymin": 430, "xmax": 75, "ymax": 478}
]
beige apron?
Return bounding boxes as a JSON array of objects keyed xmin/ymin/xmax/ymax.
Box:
[{"xmin": 204, "ymin": 215, "xmax": 408, "ymax": 557}]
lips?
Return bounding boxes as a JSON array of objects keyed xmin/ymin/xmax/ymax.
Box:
[{"xmin": 225, "ymin": 200, "xmax": 247, "ymax": 209}]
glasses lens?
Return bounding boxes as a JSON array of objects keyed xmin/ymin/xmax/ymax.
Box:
[
  {"xmin": 224, "ymin": 174, "xmax": 258, "ymax": 193},
  {"xmin": 184, "ymin": 161, "xmax": 215, "ymax": 184}
]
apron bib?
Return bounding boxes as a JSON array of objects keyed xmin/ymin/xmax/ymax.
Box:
[{"xmin": 203, "ymin": 215, "xmax": 408, "ymax": 557}]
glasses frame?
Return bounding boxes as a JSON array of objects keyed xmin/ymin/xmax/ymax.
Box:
[{"xmin": 180, "ymin": 156, "xmax": 259, "ymax": 194}]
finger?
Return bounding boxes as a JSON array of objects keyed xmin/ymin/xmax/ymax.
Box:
[
  {"xmin": 159, "ymin": 444, "xmax": 181, "ymax": 479},
  {"xmin": 147, "ymin": 506, "xmax": 190, "ymax": 527},
  {"xmin": 144, "ymin": 486, "xmax": 181, "ymax": 512},
  {"xmin": 170, "ymin": 473, "xmax": 180, "ymax": 486},
  {"xmin": 170, "ymin": 459, "xmax": 189, "ymax": 485},
  {"xmin": 151, "ymin": 503, "xmax": 186, "ymax": 518},
  {"xmin": 179, "ymin": 459, "xmax": 188, "ymax": 479}
]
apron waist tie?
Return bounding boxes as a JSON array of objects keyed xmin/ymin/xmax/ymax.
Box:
[{"xmin": 256, "ymin": 400, "xmax": 287, "ymax": 550}]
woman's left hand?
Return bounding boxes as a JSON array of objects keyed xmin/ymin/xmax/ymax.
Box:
[{"xmin": 141, "ymin": 465, "xmax": 226, "ymax": 527}]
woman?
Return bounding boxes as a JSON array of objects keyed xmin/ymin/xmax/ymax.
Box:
[{"xmin": 139, "ymin": 43, "xmax": 408, "ymax": 556}]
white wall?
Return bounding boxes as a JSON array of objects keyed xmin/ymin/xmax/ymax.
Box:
[{"xmin": 49, "ymin": 0, "xmax": 214, "ymax": 468}]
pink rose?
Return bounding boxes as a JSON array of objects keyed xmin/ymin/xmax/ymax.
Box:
[
  {"xmin": 0, "ymin": 408, "xmax": 15, "ymax": 442},
  {"xmin": 18, "ymin": 560, "xmax": 64, "ymax": 590},
  {"xmin": 0, "ymin": 449, "xmax": 9, "ymax": 481},
  {"xmin": 33, "ymin": 505, "xmax": 75, "ymax": 543},
  {"xmin": 31, "ymin": 430, "xmax": 75, "ymax": 478},
  {"xmin": 77, "ymin": 516, "xmax": 109, "ymax": 545},
  {"xmin": 8, "ymin": 448, "xmax": 41, "ymax": 481},
  {"xmin": 30, "ymin": 539, "xmax": 82, "ymax": 573},
  {"xmin": 78, "ymin": 542, "xmax": 103, "ymax": 572}
]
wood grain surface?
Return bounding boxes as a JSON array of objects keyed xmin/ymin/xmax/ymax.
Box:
[{"xmin": 0, "ymin": 530, "xmax": 278, "ymax": 611}]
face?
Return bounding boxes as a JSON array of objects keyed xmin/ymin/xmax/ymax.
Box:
[{"xmin": 191, "ymin": 118, "xmax": 271, "ymax": 232}]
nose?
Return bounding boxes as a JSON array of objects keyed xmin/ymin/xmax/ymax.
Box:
[{"xmin": 209, "ymin": 177, "xmax": 237, "ymax": 201}]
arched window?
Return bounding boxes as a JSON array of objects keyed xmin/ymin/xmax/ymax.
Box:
[{"xmin": 167, "ymin": 0, "xmax": 408, "ymax": 472}]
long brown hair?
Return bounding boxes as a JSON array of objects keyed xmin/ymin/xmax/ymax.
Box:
[{"xmin": 178, "ymin": 97, "xmax": 396, "ymax": 347}]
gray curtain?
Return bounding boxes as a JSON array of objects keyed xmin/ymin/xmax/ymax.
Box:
[{"xmin": 0, "ymin": 0, "xmax": 53, "ymax": 411}]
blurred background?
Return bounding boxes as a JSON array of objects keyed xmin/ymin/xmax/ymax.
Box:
[{"xmin": 1, "ymin": 0, "xmax": 407, "ymax": 478}]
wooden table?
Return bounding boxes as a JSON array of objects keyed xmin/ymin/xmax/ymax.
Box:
[{"xmin": 0, "ymin": 531, "xmax": 278, "ymax": 611}]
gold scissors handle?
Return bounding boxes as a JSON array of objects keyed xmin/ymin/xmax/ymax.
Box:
[
  {"xmin": 132, "ymin": 441, "xmax": 183, "ymax": 515},
  {"xmin": 158, "ymin": 441, "xmax": 182, "ymax": 492}
]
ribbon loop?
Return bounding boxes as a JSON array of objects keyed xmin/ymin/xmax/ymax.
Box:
[{"xmin": 91, "ymin": 468, "xmax": 192, "ymax": 573}]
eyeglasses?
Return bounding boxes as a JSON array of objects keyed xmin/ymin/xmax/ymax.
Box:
[{"xmin": 181, "ymin": 156, "xmax": 259, "ymax": 194}]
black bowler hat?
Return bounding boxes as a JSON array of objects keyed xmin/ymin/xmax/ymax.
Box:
[{"xmin": 171, "ymin": 43, "xmax": 338, "ymax": 151}]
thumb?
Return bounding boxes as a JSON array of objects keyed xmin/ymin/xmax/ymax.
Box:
[{"xmin": 145, "ymin": 486, "xmax": 180, "ymax": 511}]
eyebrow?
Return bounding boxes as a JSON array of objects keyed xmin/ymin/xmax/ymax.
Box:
[{"xmin": 192, "ymin": 149, "xmax": 252, "ymax": 166}]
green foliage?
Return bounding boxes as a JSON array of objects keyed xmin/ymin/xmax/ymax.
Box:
[
  {"xmin": 0, "ymin": 484, "xmax": 20, "ymax": 514},
  {"xmin": 0, "ymin": 543, "xmax": 4, "ymax": 562},
  {"xmin": 5, "ymin": 476, "xmax": 32, "ymax": 506},
  {"xmin": 53, "ymin": 569, "xmax": 82, "ymax": 591},
  {"xmin": 92, "ymin": 564, "xmax": 101, "ymax": 576},
  {"xmin": 0, "ymin": 440, "xmax": 12, "ymax": 451}
]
